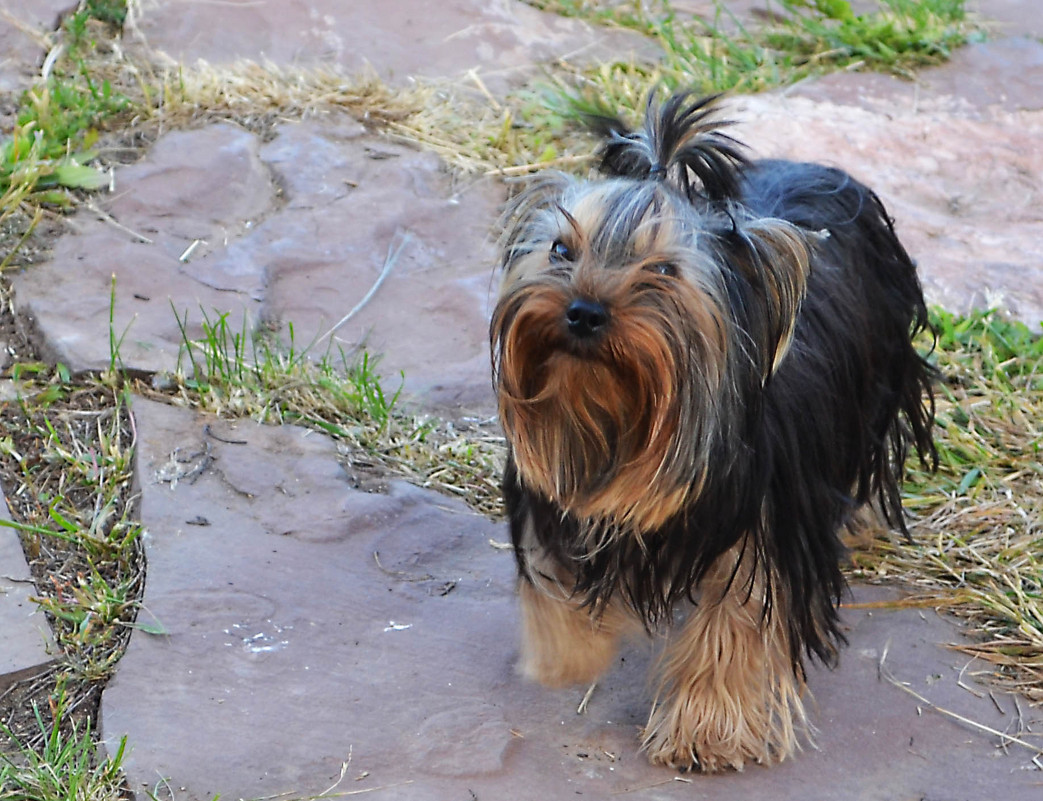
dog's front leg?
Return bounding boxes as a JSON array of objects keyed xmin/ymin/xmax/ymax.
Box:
[
  {"xmin": 642, "ymin": 544, "xmax": 809, "ymax": 772},
  {"xmin": 517, "ymin": 575, "xmax": 632, "ymax": 688}
]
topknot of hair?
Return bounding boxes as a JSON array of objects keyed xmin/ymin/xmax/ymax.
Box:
[{"xmin": 586, "ymin": 92, "xmax": 747, "ymax": 204}]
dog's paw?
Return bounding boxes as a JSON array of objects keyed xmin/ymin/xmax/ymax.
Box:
[{"xmin": 642, "ymin": 702, "xmax": 763, "ymax": 773}]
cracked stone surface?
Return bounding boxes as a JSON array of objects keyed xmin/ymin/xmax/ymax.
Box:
[
  {"xmin": 102, "ymin": 398, "xmax": 1043, "ymax": 801},
  {"xmin": 14, "ymin": 117, "xmax": 503, "ymax": 410},
  {"xmin": 2, "ymin": 0, "xmax": 1042, "ymax": 798}
]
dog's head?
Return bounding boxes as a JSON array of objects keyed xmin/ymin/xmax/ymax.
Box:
[{"xmin": 491, "ymin": 94, "xmax": 811, "ymax": 532}]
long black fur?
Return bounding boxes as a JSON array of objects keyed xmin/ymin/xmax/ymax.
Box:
[
  {"xmin": 589, "ymin": 93, "xmax": 747, "ymax": 201},
  {"xmin": 502, "ymin": 93, "xmax": 937, "ymax": 671}
]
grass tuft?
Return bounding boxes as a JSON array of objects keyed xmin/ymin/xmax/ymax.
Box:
[
  {"xmin": 1, "ymin": 687, "xmax": 127, "ymax": 801},
  {"xmin": 1, "ymin": 7, "xmax": 127, "ymax": 211},
  {"xmin": 523, "ymin": 0, "xmax": 974, "ymax": 125},
  {"xmin": 854, "ymin": 308, "xmax": 1043, "ymax": 700},
  {"xmin": 0, "ymin": 382, "xmax": 143, "ymax": 686},
  {"xmin": 155, "ymin": 306, "xmax": 506, "ymax": 517}
]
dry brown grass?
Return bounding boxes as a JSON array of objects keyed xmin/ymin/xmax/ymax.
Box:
[{"xmin": 852, "ymin": 309, "xmax": 1043, "ymax": 701}]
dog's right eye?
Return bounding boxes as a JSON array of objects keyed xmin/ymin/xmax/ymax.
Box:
[{"xmin": 550, "ymin": 239, "xmax": 575, "ymax": 263}]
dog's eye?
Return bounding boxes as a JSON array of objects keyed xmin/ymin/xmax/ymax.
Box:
[
  {"xmin": 647, "ymin": 262, "xmax": 677, "ymax": 277},
  {"xmin": 550, "ymin": 239, "xmax": 575, "ymax": 263}
]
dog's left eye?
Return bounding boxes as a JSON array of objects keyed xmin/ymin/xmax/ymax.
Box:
[
  {"xmin": 550, "ymin": 239, "xmax": 575, "ymax": 263},
  {"xmin": 647, "ymin": 262, "xmax": 677, "ymax": 277}
]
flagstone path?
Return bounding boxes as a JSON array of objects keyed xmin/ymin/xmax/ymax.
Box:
[{"xmin": 1, "ymin": 1, "xmax": 1042, "ymax": 799}]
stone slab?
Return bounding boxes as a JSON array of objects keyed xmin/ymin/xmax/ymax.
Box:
[
  {"xmin": 0, "ymin": 1, "xmax": 71, "ymax": 95},
  {"xmin": 101, "ymin": 398, "xmax": 1042, "ymax": 801},
  {"xmin": 12, "ymin": 123, "xmax": 274, "ymax": 382},
  {"xmin": 130, "ymin": 0, "xmax": 654, "ymax": 95},
  {"xmin": 972, "ymin": 0, "xmax": 1043, "ymax": 39},
  {"xmin": 252, "ymin": 118, "xmax": 501, "ymax": 412},
  {"xmin": 791, "ymin": 36, "xmax": 1043, "ymax": 117},
  {"xmin": 0, "ymin": 489, "xmax": 55, "ymax": 676},
  {"xmin": 11, "ymin": 117, "xmax": 501, "ymax": 413},
  {"xmin": 736, "ymin": 93, "xmax": 1043, "ymax": 327}
]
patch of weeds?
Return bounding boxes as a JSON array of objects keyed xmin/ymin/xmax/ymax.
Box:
[
  {"xmin": 0, "ymin": 3, "xmax": 132, "ymax": 265},
  {"xmin": 854, "ymin": 308, "xmax": 1043, "ymax": 700},
  {"xmin": 154, "ymin": 305, "xmax": 506, "ymax": 516},
  {"xmin": 523, "ymin": 0, "xmax": 973, "ymax": 125},
  {"xmin": 0, "ymin": 685, "xmax": 127, "ymax": 801},
  {"xmin": 84, "ymin": 0, "xmax": 128, "ymax": 29},
  {"xmin": 0, "ymin": 380, "xmax": 143, "ymax": 685},
  {"xmin": 523, "ymin": 0, "xmax": 656, "ymax": 31},
  {"xmin": 0, "ymin": 376, "xmax": 139, "ymax": 782}
]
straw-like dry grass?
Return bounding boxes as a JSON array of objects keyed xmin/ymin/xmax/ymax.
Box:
[{"xmin": 851, "ymin": 309, "xmax": 1043, "ymax": 700}]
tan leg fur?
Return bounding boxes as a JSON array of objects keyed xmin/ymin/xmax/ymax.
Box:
[
  {"xmin": 642, "ymin": 543, "xmax": 810, "ymax": 771},
  {"xmin": 518, "ymin": 579, "xmax": 636, "ymax": 687}
]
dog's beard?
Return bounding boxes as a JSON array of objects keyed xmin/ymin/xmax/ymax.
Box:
[{"xmin": 492, "ymin": 274, "xmax": 725, "ymax": 533}]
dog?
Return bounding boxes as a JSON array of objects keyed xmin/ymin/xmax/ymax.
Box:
[{"xmin": 489, "ymin": 92, "xmax": 936, "ymax": 772}]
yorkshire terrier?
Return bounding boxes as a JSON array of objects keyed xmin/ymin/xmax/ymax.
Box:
[{"xmin": 490, "ymin": 93, "xmax": 936, "ymax": 772}]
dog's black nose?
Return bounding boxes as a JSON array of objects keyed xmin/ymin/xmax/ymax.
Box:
[{"xmin": 565, "ymin": 298, "xmax": 608, "ymax": 338}]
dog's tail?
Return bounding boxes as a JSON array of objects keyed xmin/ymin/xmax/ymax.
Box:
[{"xmin": 587, "ymin": 92, "xmax": 747, "ymax": 203}]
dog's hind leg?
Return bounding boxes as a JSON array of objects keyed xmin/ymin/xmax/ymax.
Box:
[{"xmin": 642, "ymin": 542, "xmax": 809, "ymax": 772}]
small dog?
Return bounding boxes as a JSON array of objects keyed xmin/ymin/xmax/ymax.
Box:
[{"xmin": 490, "ymin": 93, "xmax": 936, "ymax": 772}]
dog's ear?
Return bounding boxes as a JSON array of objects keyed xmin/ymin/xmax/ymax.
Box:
[
  {"xmin": 725, "ymin": 218, "xmax": 811, "ymax": 379},
  {"xmin": 588, "ymin": 93, "xmax": 746, "ymax": 203}
]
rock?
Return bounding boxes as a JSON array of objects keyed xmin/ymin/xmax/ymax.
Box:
[
  {"xmin": 0, "ymin": 1, "xmax": 71, "ymax": 95},
  {"xmin": 101, "ymin": 398, "xmax": 1043, "ymax": 801},
  {"xmin": 12, "ymin": 124, "xmax": 275, "ymax": 379},
  {"xmin": 129, "ymin": 0, "xmax": 654, "ymax": 95},
  {"xmin": 0, "ymin": 488, "xmax": 55, "ymax": 677},
  {"xmin": 11, "ymin": 119, "xmax": 502, "ymax": 413}
]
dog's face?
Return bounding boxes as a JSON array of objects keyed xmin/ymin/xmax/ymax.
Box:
[
  {"xmin": 491, "ymin": 176, "xmax": 732, "ymax": 532},
  {"xmin": 491, "ymin": 174, "xmax": 811, "ymax": 533}
]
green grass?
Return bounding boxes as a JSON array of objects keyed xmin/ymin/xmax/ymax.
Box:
[
  {"xmin": 1, "ymin": 687, "xmax": 127, "ymax": 801},
  {"xmin": 0, "ymin": 380, "xmax": 142, "ymax": 685},
  {"xmin": 854, "ymin": 308, "xmax": 1043, "ymax": 700},
  {"xmin": 521, "ymin": 0, "xmax": 973, "ymax": 125},
  {"xmin": 159, "ymin": 305, "xmax": 505, "ymax": 517},
  {"xmin": 0, "ymin": 2, "xmax": 129, "ymax": 265}
]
